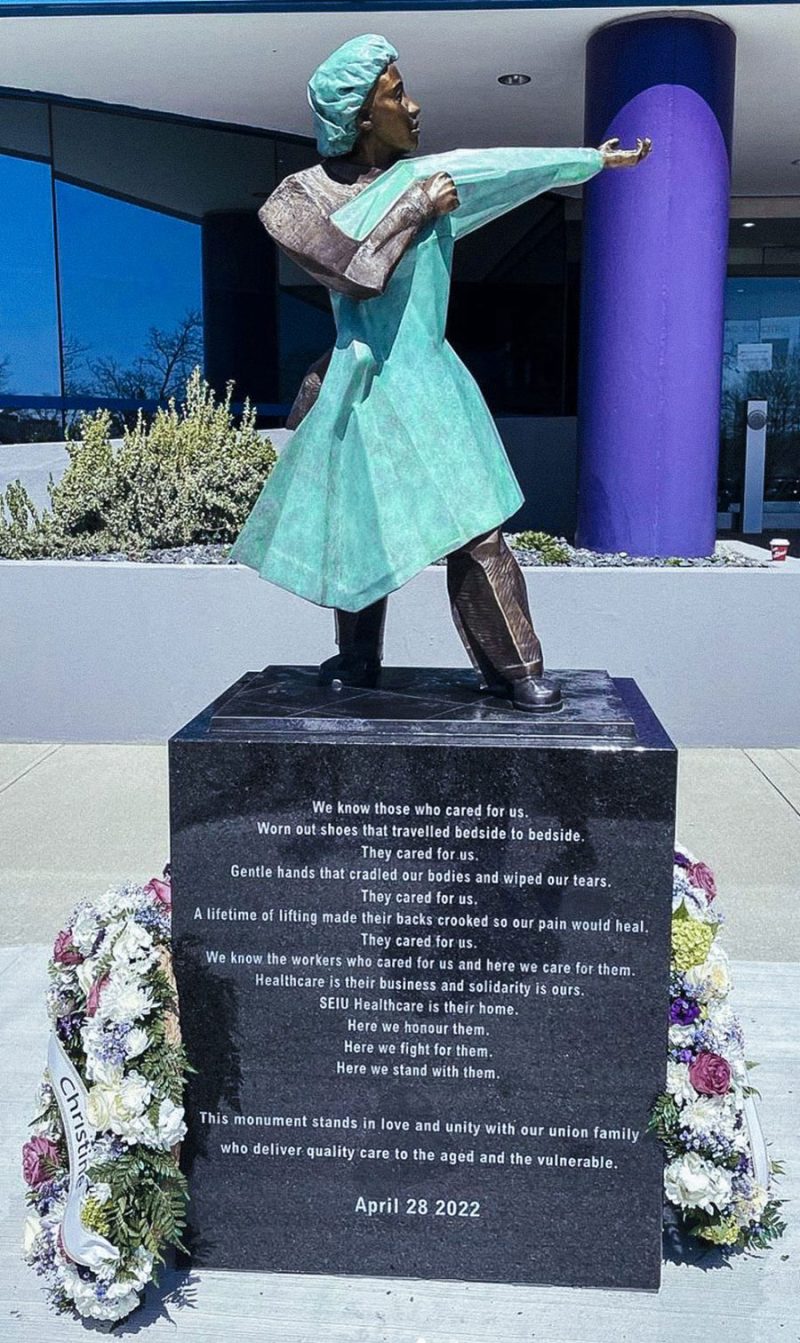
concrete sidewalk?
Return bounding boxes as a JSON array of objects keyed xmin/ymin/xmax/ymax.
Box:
[{"xmin": 1, "ymin": 745, "xmax": 798, "ymax": 959}]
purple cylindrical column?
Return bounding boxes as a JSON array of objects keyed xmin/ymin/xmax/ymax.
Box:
[{"xmin": 577, "ymin": 15, "xmax": 736, "ymax": 556}]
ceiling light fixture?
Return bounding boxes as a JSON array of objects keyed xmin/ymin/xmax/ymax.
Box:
[
  {"xmin": 498, "ymin": 73, "xmax": 531, "ymax": 86},
  {"xmin": 741, "ymin": 221, "xmax": 756, "ymax": 229}
]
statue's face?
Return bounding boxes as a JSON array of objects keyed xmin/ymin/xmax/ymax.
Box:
[{"xmin": 360, "ymin": 63, "xmax": 421, "ymax": 155}]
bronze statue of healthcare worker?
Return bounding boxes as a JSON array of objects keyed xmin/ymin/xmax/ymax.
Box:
[{"xmin": 231, "ymin": 34, "xmax": 650, "ymax": 710}]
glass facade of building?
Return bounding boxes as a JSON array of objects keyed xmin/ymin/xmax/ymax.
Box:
[
  {"xmin": 0, "ymin": 90, "xmax": 581, "ymax": 443},
  {"xmin": 2, "ymin": 90, "xmax": 799, "ymax": 514},
  {"xmin": 721, "ymin": 219, "xmax": 800, "ymax": 506},
  {"xmin": 0, "ymin": 95, "xmax": 283, "ymax": 438}
]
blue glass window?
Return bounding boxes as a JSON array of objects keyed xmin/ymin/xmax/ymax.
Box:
[
  {"xmin": 55, "ymin": 180, "xmax": 202, "ymax": 402},
  {"xmin": 0, "ymin": 153, "xmax": 60, "ymax": 397},
  {"xmin": 721, "ymin": 276, "xmax": 800, "ymax": 505}
]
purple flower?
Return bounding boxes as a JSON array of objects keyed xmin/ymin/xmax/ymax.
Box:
[
  {"xmin": 135, "ymin": 903, "xmax": 170, "ymax": 938},
  {"xmin": 22, "ymin": 1136, "xmax": 60, "ymax": 1188},
  {"xmin": 670, "ymin": 997, "xmax": 701, "ymax": 1025},
  {"xmin": 674, "ymin": 851, "xmax": 692, "ymax": 869},
  {"xmin": 56, "ymin": 1013, "xmax": 81, "ymax": 1043},
  {"xmin": 94, "ymin": 1022, "xmax": 131, "ymax": 1068}
]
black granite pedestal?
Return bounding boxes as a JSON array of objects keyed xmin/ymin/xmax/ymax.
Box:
[{"xmin": 169, "ymin": 667, "xmax": 676, "ymax": 1290}]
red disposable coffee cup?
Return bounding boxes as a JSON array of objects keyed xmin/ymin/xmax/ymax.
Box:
[{"xmin": 770, "ymin": 538, "xmax": 790, "ymax": 562}]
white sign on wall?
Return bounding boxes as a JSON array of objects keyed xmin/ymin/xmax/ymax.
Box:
[{"xmin": 737, "ymin": 342, "xmax": 773, "ymax": 372}]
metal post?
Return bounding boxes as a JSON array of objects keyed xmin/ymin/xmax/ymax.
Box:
[{"xmin": 742, "ymin": 399, "xmax": 768, "ymax": 534}]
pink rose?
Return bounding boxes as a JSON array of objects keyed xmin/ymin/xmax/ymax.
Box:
[
  {"xmin": 86, "ymin": 974, "xmax": 109, "ymax": 1018},
  {"xmin": 689, "ymin": 1051, "xmax": 731, "ymax": 1096},
  {"xmin": 688, "ymin": 861, "xmax": 717, "ymax": 903},
  {"xmin": 52, "ymin": 928, "xmax": 82, "ymax": 966},
  {"xmin": 22, "ymin": 1136, "xmax": 60, "ymax": 1187},
  {"xmin": 144, "ymin": 876, "xmax": 172, "ymax": 911}
]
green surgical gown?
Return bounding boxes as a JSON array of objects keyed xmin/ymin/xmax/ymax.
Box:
[{"xmin": 231, "ymin": 147, "xmax": 604, "ymax": 610}]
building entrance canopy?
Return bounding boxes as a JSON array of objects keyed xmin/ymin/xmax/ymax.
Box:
[{"xmin": 0, "ymin": 4, "xmax": 799, "ymax": 198}]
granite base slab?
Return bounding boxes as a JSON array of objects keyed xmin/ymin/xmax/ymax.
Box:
[{"xmin": 170, "ymin": 667, "xmax": 676, "ymax": 1290}]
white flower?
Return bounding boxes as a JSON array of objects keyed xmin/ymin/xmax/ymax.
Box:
[
  {"xmin": 62, "ymin": 1263, "xmax": 140, "ymax": 1321},
  {"xmin": 87, "ymin": 1055, "xmax": 124, "ymax": 1087},
  {"xmin": 664, "ymin": 1151, "xmax": 734, "ymax": 1213},
  {"xmin": 703, "ymin": 1001, "xmax": 742, "ymax": 1057},
  {"xmin": 682, "ymin": 1094, "xmax": 737, "ymax": 1140},
  {"xmin": 81, "ymin": 1019, "xmax": 120, "ymax": 1084},
  {"xmin": 733, "ymin": 1184, "xmax": 769, "ymax": 1225},
  {"xmin": 117, "ymin": 1071, "xmax": 152, "ymax": 1116},
  {"xmin": 110, "ymin": 921, "xmax": 154, "ymax": 968},
  {"xmin": 125, "ymin": 1027, "xmax": 149, "ymax": 1059},
  {"xmin": 90, "ymin": 1181, "xmax": 112, "ymax": 1205},
  {"xmin": 22, "ymin": 1213, "xmax": 42, "ymax": 1256},
  {"xmin": 684, "ymin": 944, "xmax": 732, "ymax": 1002},
  {"xmin": 97, "ymin": 976, "xmax": 155, "ymax": 1025},
  {"xmin": 71, "ymin": 905, "xmax": 101, "ymax": 955},
  {"xmin": 119, "ymin": 1112, "xmax": 158, "ymax": 1146},
  {"xmin": 669, "ymin": 1023, "xmax": 696, "ymax": 1049},
  {"xmin": 666, "ymin": 1061, "xmax": 697, "ymax": 1106},
  {"xmin": 86, "ymin": 1084, "xmax": 114, "ymax": 1132},
  {"xmin": 155, "ymin": 1098, "xmax": 186, "ymax": 1149},
  {"xmin": 93, "ymin": 884, "xmax": 140, "ymax": 920},
  {"xmin": 86, "ymin": 1072, "xmax": 152, "ymax": 1138}
]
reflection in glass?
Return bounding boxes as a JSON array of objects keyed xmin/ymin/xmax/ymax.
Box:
[
  {"xmin": 0, "ymin": 154, "xmax": 60, "ymax": 397},
  {"xmin": 721, "ymin": 277, "xmax": 800, "ymax": 505},
  {"xmin": 277, "ymin": 291, "xmax": 336, "ymax": 405},
  {"xmin": 448, "ymin": 196, "xmax": 570, "ymax": 415},
  {"xmin": 55, "ymin": 180, "xmax": 202, "ymax": 405}
]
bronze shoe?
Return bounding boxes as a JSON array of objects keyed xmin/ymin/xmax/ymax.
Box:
[
  {"xmin": 481, "ymin": 673, "xmax": 563, "ymax": 712},
  {"xmin": 318, "ymin": 652, "xmax": 381, "ymax": 689},
  {"xmin": 509, "ymin": 675, "xmax": 563, "ymax": 713}
]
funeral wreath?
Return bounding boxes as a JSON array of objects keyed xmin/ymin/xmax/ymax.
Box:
[{"xmin": 22, "ymin": 875, "xmax": 191, "ymax": 1321}]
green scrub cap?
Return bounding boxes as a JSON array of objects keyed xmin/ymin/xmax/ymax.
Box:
[{"xmin": 307, "ymin": 34, "xmax": 399, "ymax": 158}]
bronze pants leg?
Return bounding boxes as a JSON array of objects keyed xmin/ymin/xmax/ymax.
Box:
[
  {"xmin": 330, "ymin": 530, "xmax": 541, "ymax": 687},
  {"xmin": 446, "ymin": 528, "xmax": 543, "ymax": 686},
  {"xmin": 333, "ymin": 598, "xmax": 388, "ymax": 663}
]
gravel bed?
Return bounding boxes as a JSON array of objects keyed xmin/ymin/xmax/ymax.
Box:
[
  {"xmin": 69, "ymin": 544, "xmax": 235, "ymax": 564},
  {"xmin": 507, "ymin": 540, "xmax": 769, "ymax": 568},
  {"xmin": 63, "ymin": 538, "xmax": 769, "ymax": 568}
]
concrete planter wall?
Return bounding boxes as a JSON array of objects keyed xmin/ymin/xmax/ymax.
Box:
[{"xmin": 2, "ymin": 558, "xmax": 798, "ymax": 746}]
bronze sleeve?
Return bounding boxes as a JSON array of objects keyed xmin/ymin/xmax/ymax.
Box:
[{"xmin": 259, "ymin": 175, "xmax": 437, "ymax": 301}]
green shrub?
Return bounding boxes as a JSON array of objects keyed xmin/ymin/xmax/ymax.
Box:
[
  {"xmin": 509, "ymin": 530, "xmax": 571, "ymax": 565},
  {"xmin": 0, "ymin": 370, "xmax": 276, "ymax": 559}
]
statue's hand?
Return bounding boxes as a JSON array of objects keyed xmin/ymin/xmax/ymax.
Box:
[
  {"xmin": 600, "ymin": 137, "xmax": 652, "ymax": 169},
  {"xmin": 423, "ymin": 171, "xmax": 460, "ymax": 216}
]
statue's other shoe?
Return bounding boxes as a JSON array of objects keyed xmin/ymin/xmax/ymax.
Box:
[
  {"xmin": 509, "ymin": 675, "xmax": 562, "ymax": 713},
  {"xmin": 318, "ymin": 653, "xmax": 381, "ymax": 689}
]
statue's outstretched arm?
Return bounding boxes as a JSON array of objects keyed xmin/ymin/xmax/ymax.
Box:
[
  {"xmin": 331, "ymin": 146, "xmax": 605, "ymax": 245},
  {"xmin": 260, "ymin": 174, "xmax": 437, "ymax": 300}
]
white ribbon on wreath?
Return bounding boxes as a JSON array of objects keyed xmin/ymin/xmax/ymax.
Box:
[{"xmin": 47, "ymin": 1034, "xmax": 119, "ymax": 1270}]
